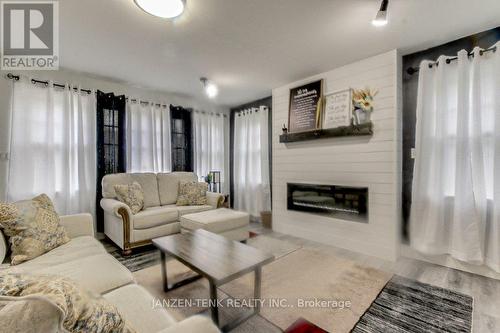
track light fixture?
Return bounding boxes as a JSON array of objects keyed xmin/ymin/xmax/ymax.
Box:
[
  {"xmin": 372, "ymin": 0, "xmax": 389, "ymax": 27},
  {"xmin": 200, "ymin": 77, "xmax": 218, "ymax": 99}
]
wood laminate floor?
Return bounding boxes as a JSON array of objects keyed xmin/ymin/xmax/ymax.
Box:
[{"xmin": 249, "ymin": 223, "xmax": 500, "ymax": 333}]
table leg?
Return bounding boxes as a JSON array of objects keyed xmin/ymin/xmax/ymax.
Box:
[
  {"xmin": 254, "ymin": 267, "xmax": 262, "ymax": 314},
  {"xmin": 160, "ymin": 251, "xmax": 168, "ymax": 292},
  {"xmin": 209, "ymin": 280, "xmax": 219, "ymax": 327},
  {"xmin": 159, "ymin": 251, "xmax": 203, "ymax": 292}
]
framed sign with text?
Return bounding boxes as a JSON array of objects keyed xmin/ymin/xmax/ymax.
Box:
[
  {"xmin": 288, "ymin": 79, "xmax": 323, "ymax": 133},
  {"xmin": 322, "ymin": 89, "xmax": 353, "ymax": 129}
]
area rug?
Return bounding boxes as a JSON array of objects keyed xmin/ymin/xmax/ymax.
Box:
[
  {"xmin": 351, "ymin": 275, "xmax": 473, "ymax": 333},
  {"xmin": 102, "ymin": 240, "xmax": 161, "ymax": 272},
  {"xmin": 124, "ymin": 234, "xmax": 473, "ymax": 333},
  {"xmin": 218, "ymin": 247, "xmax": 392, "ymax": 333},
  {"xmin": 198, "ymin": 300, "xmax": 282, "ymax": 332},
  {"xmin": 246, "ymin": 234, "xmax": 302, "ymax": 259},
  {"xmin": 133, "ymin": 246, "xmax": 392, "ymax": 332}
]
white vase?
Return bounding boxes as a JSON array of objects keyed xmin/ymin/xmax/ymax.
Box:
[{"xmin": 354, "ymin": 108, "xmax": 371, "ymax": 125}]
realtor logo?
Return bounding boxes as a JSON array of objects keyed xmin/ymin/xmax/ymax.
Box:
[{"xmin": 1, "ymin": 1, "xmax": 59, "ymax": 70}]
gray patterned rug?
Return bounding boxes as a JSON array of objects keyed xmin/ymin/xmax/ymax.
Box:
[
  {"xmin": 352, "ymin": 275, "xmax": 473, "ymax": 333},
  {"xmin": 101, "ymin": 240, "xmax": 161, "ymax": 272}
]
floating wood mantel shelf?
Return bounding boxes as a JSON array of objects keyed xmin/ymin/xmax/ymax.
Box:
[{"xmin": 279, "ymin": 122, "xmax": 373, "ymax": 143}]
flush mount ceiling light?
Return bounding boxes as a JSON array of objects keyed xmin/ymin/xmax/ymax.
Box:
[
  {"xmin": 372, "ymin": 0, "xmax": 389, "ymax": 27},
  {"xmin": 200, "ymin": 77, "xmax": 218, "ymax": 99},
  {"xmin": 134, "ymin": 0, "xmax": 186, "ymax": 19}
]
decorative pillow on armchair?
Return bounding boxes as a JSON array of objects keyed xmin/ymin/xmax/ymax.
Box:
[
  {"xmin": 0, "ymin": 194, "xmax": 70, "ymax": 265},
  {"xmin": 114, "ymin": 182, "xmax": 144, "ymax": 214},
  {"xmin": 0, "ymin": 273, "xmax": 136, "ymax": 333},
  {"xmin": 176, "ymin": 181, "xmax": 208, "ymax": 206}
]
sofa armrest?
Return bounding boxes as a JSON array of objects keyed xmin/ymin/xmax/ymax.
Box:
[
  {"xmin": 0, "ymin": 232, "xmax": 6, "ymax": 264},
  {"xmin": 101, "ymin": 198, "xmax": 132, "ymax": 218},
  {"xmin": 157, "ymin": 316, "xmax": 220, "ymax": 333},
  {"xmin": 100, "ymin": 198, "xmax": 134, "ymax": 253},
  {"xmin": 59, "ymin": 213, "xmax": 95, "ymax": 238},
  {"xmin": 206, "ymin": 192, "xmax": 225, "ymax": 209}
]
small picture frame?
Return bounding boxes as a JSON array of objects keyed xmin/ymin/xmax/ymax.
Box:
[{"xmin": 322, "ymin": 89, "xmax": 353, "ymax": 129}]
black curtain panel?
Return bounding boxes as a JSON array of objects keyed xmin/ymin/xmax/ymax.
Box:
[
  {"xmin": 170, "ymin": 105, "xmax": 193, "ymax": 172},
  {"xmin": 96, "ymin": 90, "xmax": 126, "ymax": 232}
]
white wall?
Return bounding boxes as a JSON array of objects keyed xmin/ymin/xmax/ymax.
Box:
[
  {"xmin": 0, "ymin": 68, "xmax": 230, "ymax": 201},
  {"xmin": 272, "ymin": 50, "xmax": 402, "ymax": 261}
]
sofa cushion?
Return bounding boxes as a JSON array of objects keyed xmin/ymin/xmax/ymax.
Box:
[
  {"xmin": 102, "ymin": 173, "xmax": 161, "ymax": 209},
  {"xmin": 104, "ymin": 284, "xmax": 176, "ymax": 333},
  {"xmin": 132, "ymin": 222, "xmax": 180, "ymax": 243},
  {"xmin": 4, "ymin": 236, "xmax": 106, "ymax": 273},
  {"xmin": 176, "ymin": 181, "xmax": 208, "ymax": 206},
  {"xmin": 157, "ymin": 172, "xmax": 197, "ymax": 206},
  {"xmin": 129, "ymin": 173, "xmax": 161, "ymax": 208},
  {"xmin": 32, "ymin": 254, "xmax": 135, "ymax": 294},
  {"xmin": 115, "ymin": 182, "xmax": 145, "ymax": 214},
  {"xmin": 133, "ymin": 206, "xmax": 179, "ymax": 230},
  {"xmin": 175, "ymin": 205, "xmax": 213, "ymax": 216},
  {"xmin": 0, "ymin": 195, "xmax": 70, "ymax": 265},
  {"xmin": 180, "ymin": 208, "xmax": 250, "ymax": 233},
  {"xmin": 102, "ymin": 173, "xmax": 132, "ymax": 199},
  {"xmin": 0, "ymin": 297, "xmax": 62, "ymax": 333},
  {"xmin": 0, "ymin": 273, "xmax": 135, "ymax": 333}
]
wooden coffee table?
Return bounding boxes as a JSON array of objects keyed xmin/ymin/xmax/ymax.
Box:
[{"xmin": 152, "ymin": 229, "xmax": 275, "ymax": 332}]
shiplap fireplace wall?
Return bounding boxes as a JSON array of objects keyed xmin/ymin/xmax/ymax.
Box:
[{"xmin": 272, "ymin": 50, "xmax": 402, "ymax": 261}]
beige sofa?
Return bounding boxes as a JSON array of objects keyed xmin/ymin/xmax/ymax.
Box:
[
  {"xmin": 100, "ymin": 172, "xmax": 224, "ymax": 255},
  {"xmin": 0, "ymin": 213, "xmax": 220, "ymax": 333}
]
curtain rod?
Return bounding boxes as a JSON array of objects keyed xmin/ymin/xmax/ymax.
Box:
[
  {"xmin": 127, "ymin": 98, "xmax": 168, "ymax": 108},
  {"xmin": 406, "ymin": 46, "xmax": 497, "ymax": 75},
  {"xmin": 194, "ymin": 109, "xmax": 227, "ymax": 118},
  {"xmin": 237, "ymin": 106, "xmax": 268, "ymax": 116},
  {"xmin": 7, "ymin": 73, "xmax": 93, "ymax": 94},
  {"xmin": 6, "ymin": 73, "xmax": 169, "ymax": 108}
]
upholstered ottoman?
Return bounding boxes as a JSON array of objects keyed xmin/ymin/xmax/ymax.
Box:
[{"xmin": 180, "ymin": 208, "xmax": 250, "ymax": 241}]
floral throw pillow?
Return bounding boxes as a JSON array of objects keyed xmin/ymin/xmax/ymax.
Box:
[
  {"xmin": 0, "ymin": 194, "xmax": 70, "ymax": 265},
  {"xmin": 0, "ymin": 273, "xmax": 136, "ymax": 333},
  {"xmin": 176, "ymin": 181, "xmax": 208, "ymax": 206},
  {"xmin": 114, "ymin": 182, "xmax": 144, "ymax": 214}
]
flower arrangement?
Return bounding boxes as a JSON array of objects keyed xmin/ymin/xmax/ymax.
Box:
[
  {"xmin": 352, "ymin": 88, "xmax": 378, "ymax": 125},
  {"xmin": 352, "ymin": 88, "xmax": 378, "ymax": 113}
]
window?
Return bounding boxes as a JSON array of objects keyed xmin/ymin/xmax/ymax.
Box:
[
  {"xmin": 126, "ymin": 101, "xmax": 171, "ymax": 173},
  {"xmin": 102, "ymin": 107, "xmax": 121, "ymax": 174},
  {"xmin": 170, "ymin": 105, "xmax": 193, "ymax": 172},
  {"xmin": 7, "ymin": 80, "xmax": 96, "ymax": 217},
  {"xmin": 96, "ymin": 90, "xmax": 126, "ymax": 232}
]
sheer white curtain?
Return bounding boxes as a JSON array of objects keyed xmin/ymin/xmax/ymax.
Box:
[
  {"xmin": 410, "ymin": 42, "xmax": 500, "ymax": 272},
  {"xmin": 192, "ymin": 111, "xmax": 228, "ymax": 191},
  {"xmin": 8, "ymin": 79, "xmax": 96, "ymax": 216},
  {"xmin": 233, "ymin": 106, "xmax": 271, "ymax": 217},
  {"xmin": 126, "ymin": 101, "xmax": 171, "ymax": 173}
]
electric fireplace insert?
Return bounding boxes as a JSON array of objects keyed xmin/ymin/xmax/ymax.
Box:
[{"xmin": 287, "ymin": 183, "xmax": 368, "ymax": 223}]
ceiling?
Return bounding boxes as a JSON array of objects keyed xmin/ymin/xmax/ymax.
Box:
[{"xmin": 60, "ymin": 0, "xmax": 500, "ymax": 107}]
